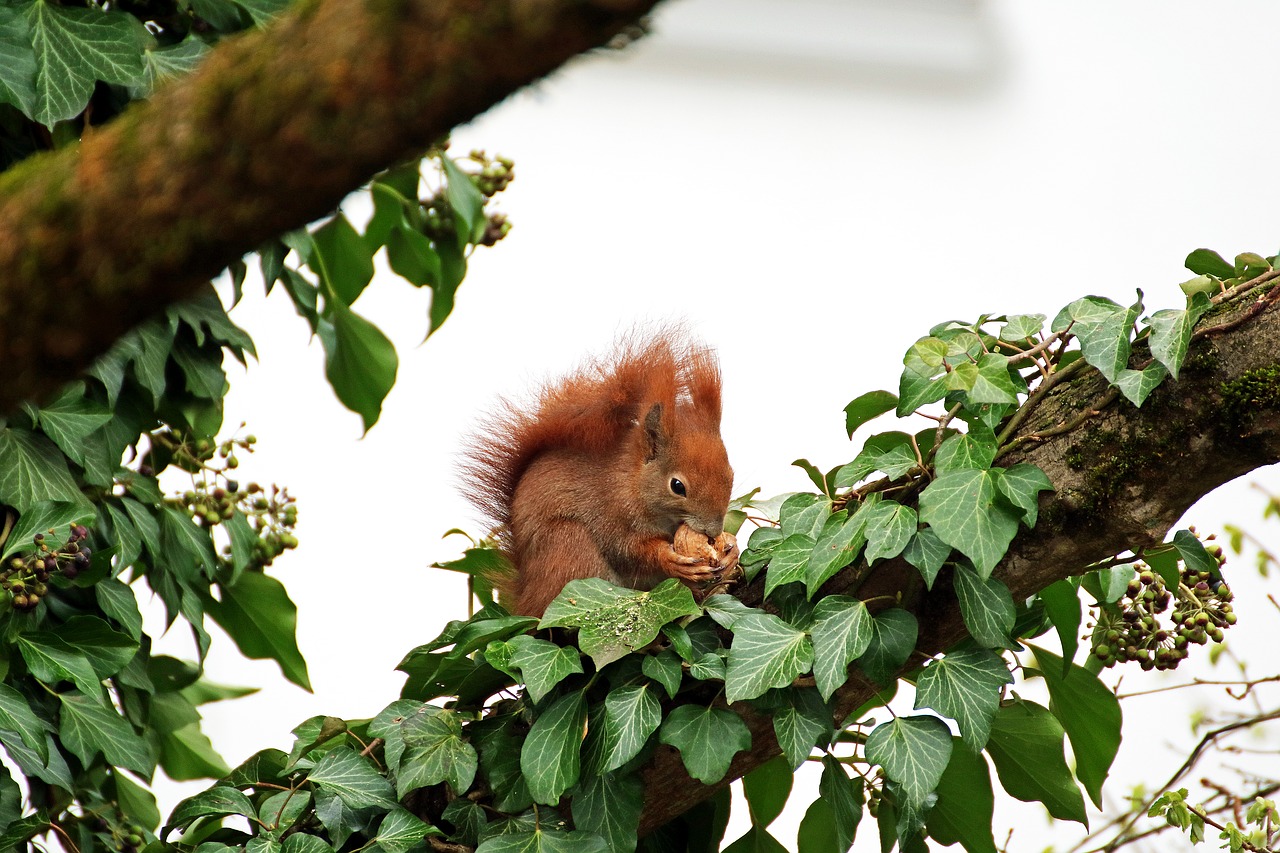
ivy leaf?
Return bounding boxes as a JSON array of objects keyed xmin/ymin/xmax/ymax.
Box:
[
  {"xmin": 993, "ymin": 463, "xmax": 1053, "ymax": 528},
  {"xmin": 742, "ymin": 756, "xmax": 792, "ymax": 828},
  {"xmin": 953, "ymin": 564, "xmax": 1016, "ymax": 650},
  {"xmin": 441, "ymin": 154, "xmax": 486, "ymax": 241},
  {"xmin": 0, "ymin": 6, "xmax": 36, "ymax": 118},
  {"xmin": 57, "ymin": 691, "xmax": 153, "ymax": 776},
  {"xmin": 773, "ymin": 687, "xmax": 832, "ymax": 770},
  {"xmin": 641, "ymin": 648, "xmax": 682, "ymax": 699},
  {"xmin": 926, "ymin": 739, "xmax": 997, "ymax": 853},
  {"xmin": 0, "ymin": 685, "xmax": 50, "ymax": 762},
  {"xmin": 779, "ymin": 494, "xmax": 832, "ymax": 539},
  {"xmin": 1052, "ymin": 294, "xmax": 1141, "ymax": 385},
  {"xmin": 689, "ymin": 651, "xmax": 726, "ymax": 682},
  {"xmin": 205, "ymin": 571, "xmax": 311, "ymax": 690},
  {"xmin": 1172, "ymin": 529, "xmax": 1219, "ymax": 577},
  {"xmin": 862, "ymin": 501, "xmax": 917, "ymax": 564},
  {"xmin": 897, "ymin": 368, "xmax": 947, "ymax": 417},
  {"xmin": 53, "ymin": 616, "xmax": 137, "ymax": 679},
  {"xmin": 165, "ymin": 786, "xmax": 257, "ymax": 835},
  {"xmin": 371, "ymin": 808, "xmax": 435, "ymax": 853},
  {"xmin": 724, "ymin": 613, "xmax": 814, "ymax": 703},
  {"xmin": 797, "ymin": 755, "xmax": 863, "ymax": 853},
  {"xmin": 1028, "ymin": 645, "xmax": 1121, "ymax": 808},
  {"xmin": 702, "ymin": 593, "xmax": 763, "ymax": 631},
  {"xmin": 856, "ymin": 608, "xmax": 918, "ymax": 686},
  {"xmin": 1148, "ymin": 292, "xmax": 1212, "ymax": 379},
  {"xmin": 658, "ymin": 705, "xmax": 751, "ymax": 785},
  {"xmin": 984, "ymin": 699, "xmax": 1087, "ymax": 825},
  {"xmin": 597, "ymin": 685, "xmax": 661, "ymax": 774},
  {"xmin": 475, "ymin": 829, "xmax": 609, "ymax": 853},
  {"xmin": 1114, "ymin": 362, "xmax": 1168, "ymax": 407},
  {"xmin": 397, "ymin": 706, "xmax": 478, "ymax": 797},
  {"xmin": 844, "ymin": 391, "xmax": 898, "ymax": 438},
  {"xmin": 307, "ymin": 746, "xmax": 398, "ymax": 810},
  {"xmin": 540, "ymin": 579, "xmax": 700, "ymax": 668},
  {"xmin": 17, "ymin": 633, "xmax": 101, "ymax": 696},
  {"xmin": 318, "ymin": 302, "xmax": 399, "ymax": 434},
  {"xmin": 1, "ymin": 500, "xmax": 94, "ymax": 561},
  {"xmin": 810, "ymin": 595, "xmax": 873, "ymax": 701},
  {"xmin": 25, "ymin": 0, "xmax": 148, "ymax": 127},
  {"xmin": 762, "ymin": 533, "xmax": 815, "ymax": 598},
  {"xmin": 918, "ymin": 469, "xmax": 1020, "ymax": 578},
  {"xmin": 1184, "ymin": 247, "xmax": 1235, "ymax": 278},
  {"xmin": 965, "ymin": 353, "xmax": 1020, "ymax": 405},
  {"xmin": 502, "ymin": 635, "xmax": 583, "ymax": 705},
  {"xmin": 311, "ymin": 214, "xmax": 375, "ymax": 306},
  {"xmin": 903, "ymin": 526, "xmax": 950, "ymax": 589},
  {"xmin": 865, "ymin": 716, "xmax": 952, "ymax": 812},
  {"xmin": 571, "ymin": 767, "xmax": 642, "ymax": 853},
  {"xmin": 0, "ymin": 428, "xmax": 92, "ymax": 514},
  {"xmin": 999, "ymin": 314, "xmax": 1046, "ymax": 341},
  {"xmin": 914, "ymin": 648, "xmax": 1011, "ymax": 751},
  {"xmin": 387, "ymin": 226, "xmax": 443, "ymax": 287},
  {"xmin": 933, "ymin": 430, "xmax": 997, "ymax": 475},
  {"xmin": 806, "ymin": 505, "xmax": 870, "ymax": 597},
  {"xmin": 159, "ymin": 505, "xmax": 217, "ymax": 580},
  {"xmin": 1039, "ymin": 580, "xmax": 1082, "ymax": 669},
  {"xmin": 31, "ymin": 383, "xmax": 112, "ymax": 463},
  {"xmin": 135, "ymin": 35, "xmax": 208, "ymax": 97},
  {"xmin": 231, "ymin": 0, "xmax": 292, "ymax": 27},
  {"xmin": 837, "ymin": 433, "xmax": 919, "ymax": 487},
  {"xmin": 521, "ymin": 691, "xmax": 588, "ymax": 805}
]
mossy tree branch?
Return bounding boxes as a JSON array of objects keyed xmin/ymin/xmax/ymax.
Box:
[
  {"xmin": 0, "ymin": 0, "xmax": 659, "ymax": 412},
  {"xmin": 637, "ymin": 291, "xmax": 1280, "ymax": 833}
]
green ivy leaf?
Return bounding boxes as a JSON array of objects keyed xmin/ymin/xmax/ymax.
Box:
[
  {"xmin": 1039, "ymin": 580, "xmax": 1082, "ymax": 669},
  {"xmin": 1114, "ymin": 362, "xmax": 1168, "ymax": 407},
  {"xmin": 597, "ymin": 685, "xmax": 661, "ymax": 774},
  {"xmin": 397, "ymin": 706, "xmax": 478, "ymax": 797},
  {"xmin": 1172, "ymin": 529, "xmax": 1219, "ymax": 577},
  {"xmin": 984, "ymin": 699, "xmax": 1087, "ymax": 825},
  {"xmin": 165, "ymin": 786, "xmax": 257, "ymax": 835},
  {"xmin": 475, "ymin": 828, "xmax": 609, "ymax": 853},
  {"xmin": 541, "ymin": 579, "xmax": 700, "ymax": 668},
  {"xmin": 1148, "ymin": 292, "xmax": 1212, "ymax": 379},
  {"xmin": 1, "ymin": 499, "xmax": 94, "ymax": 561},
  {"xmin": 205, "ymin": 571, "xmax": 311, "ymax": 691},
  {"xmin": 919, "ymin": 469, "xmax": 1020, "ymax": 578},
  {"xmin": 810, "ymin": 595, "xmax": 873, "ymax": 701},
  {"xmin": 806, "ymin": 506, "xmax": 870, "ymax": 597},
  {"xmin": 0, "ymin": 428, "xmax": 92, "ymax": 514},
  {"xmin": 702, "ymin": 593, "xmax": 763, "ymax": 631},
  {"xmin": 24, "ymin": 0, "xmax": 148, "ymax": 127},
  {"xmin": 57, "ymin": 691, "xmax": 153, "ymax": 776},
  {"xmin": 0, "ymin": 685, "xmax": 50, "ymax": 762},
  {"xmin": 993, "ymin": 463, "xmax": 1053, "ymax": 528},
  {"xmin": 779, "ymin": 494, "xmax": 832, "ymax": 539},
  {"xmin": 31, "ymin": 383, "xmax": 112, "ymax": 463},
  {"xmin": 742, "ymin": 756, "xmax": 792, "ymax": 828},
  {"xmin": 17, "ymin": 633, "xmax": 101, "ymax": 696},
  {"xmin": 925, "ymin": 738, "xmax": 997, "ymax": 853},
  {"xmin": 159, "ymin": 505, "xmax": 217, "ymax": 580},
  {"xmin": 865, "ymin": 716, "xmax": 952, "ymax": 812},
  {"xmin": 897, "ymin": 369, "xmax": 947, "ymax": 417},
  {"xmin": 797, "ymin": 755, "xmax": 863, "ymax": 853},
  {"xmin": 773, "ymin": 687, "xmax": 832, "ymax": 771},
  {"xmin": 844, "ymin": 391, "xmax": 898, "ymax": 438},
  {"xmin": 53, "ymin": 615, "xmax": 137, "ymax": 679},
  {"xmin": 965, "ymin": 353, "xmax": 1020, "ymax": 405},
  {"xmin": 308, "ymin": 746, "xmax": 398, "ymax": 810},
  {"xmin": 658, "ymin": 705, "xmax": 751, "ymax": 785},
  {"xmin": 1052, "ymin": 294, "xmax": 1141, "ymax": 385},
  {"xmin": 689, "ymin": 651, "xmax": 726, "ymax": 682},
  {"xmin": 501, "ymin": 635, "xmax": 583, "ymax": 705},
  {"xmin": 837, "ymin": 433, "xmax": 919, "ymax": 487},
  {"xmin": 521, "ymin": 690, "xmax": 588, "ymax": 805},
  {"xmin": 441, "ymin": 154, "xmax": 486, "ymax": 241},
  {"xmin": 641, "ymin": 648, "xmax": 682, "ymax": 699},
  {"xmin": 856, "ymin": 608, "xmax": 918, "ymax": 686},
  {"xmin": 762, "ymin": 533, "xmax": 815, "ymax": 598},
  {"xmin": 571, "ymin": 767, "xmax": 642, "ymax": 853},
  {"xmin": 914, "ymin": 648, "xmax": 1011, "ymax": 751},
  {"xmin": 862, "ymin": 501, "xmax": 917, "ymax": 564},
  {"xmin": 724, "ymin": 613, "xmax": 814, "ymax": 703},
  {"xmin": 387, "ymin": 226, "xmax": 443, "ymax": 288},
  {"xmin": 135, "ymin": 35, "xmax": 208, "ymax": 97},
  {"xmin": 903, "ymin": 526, "xmax": 950, "ymax": 589},
  {"xmin": 953, "ymin": 564, "xmax": 1016, "ymax": 650},
  {"xmin": 999, "ymin": 314, "xmax": 1046, "ymax": 342},
  {"xmin": 933, "ymin": 429, "xmax": 997, "ymax": 475},
  {"xmin": 311, "ymin": 214, "xmax": 375, "ymax": 306},
  {"xmin": 158, "ymin": 722, "xmax": 231, "ymax": 780},
  {"xmin": 1184, "ymin": 248, "xmax": 1234, "ymax": 278},
  {"xmin": 318, "ymin": 302, "xmax": 399, "ymax": 434},
  {"xmin": 1028, "ymin": 645, "xmax": 1121, "ymax": 808}
]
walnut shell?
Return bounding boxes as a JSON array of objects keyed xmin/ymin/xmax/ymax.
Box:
[{"xmin": 673, "ymin": 523, "xmax": 719, "ymax": 563}]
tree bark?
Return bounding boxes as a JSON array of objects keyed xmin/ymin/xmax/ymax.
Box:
[
  {"xmin": 0, "ymin": 0, "xmax": 658, "ymax": 412},
  {"xmin": 637, "ymin": 288, "xmax": 1280, "ymax": 833}
]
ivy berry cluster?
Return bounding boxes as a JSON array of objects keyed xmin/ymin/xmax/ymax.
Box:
[
  {"xmin": 422, "ymin": 149, "xmax": 514, "ymax": 247},
  {"xmin": 1091, "ymin": 549, "xmax": 1234, "ymax": 671},
  {"xmin": 3, "ymin": 523, "xmax": 92, "ymax": 612}
]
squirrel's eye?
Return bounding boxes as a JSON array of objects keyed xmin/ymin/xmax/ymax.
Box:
[{"xmin": 670, "ymin": 478, "xmax": 687, "ymax": 497}]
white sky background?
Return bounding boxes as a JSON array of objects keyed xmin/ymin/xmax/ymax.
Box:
[{"xmin": 147, "ymin": 1, "xmax": 1280, "ymax": 849}]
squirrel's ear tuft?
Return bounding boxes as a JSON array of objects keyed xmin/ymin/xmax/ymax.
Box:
[{"xmin": 643, "ymin": 402, "xmax": 667, "ymax": 461}]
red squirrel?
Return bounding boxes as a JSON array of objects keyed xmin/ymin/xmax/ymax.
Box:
[{"xmin": 464, "ymin": 330, "xmax": 739, "ymax": 617}]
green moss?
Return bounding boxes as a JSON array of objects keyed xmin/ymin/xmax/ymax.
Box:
[
  {"xmin": 1181, "ymin": 342, "xmax": 1220, "ymax": 374},
  {"xmin": 1220, "ymin": 364, "xmax": 1280, "ymax": 434}
]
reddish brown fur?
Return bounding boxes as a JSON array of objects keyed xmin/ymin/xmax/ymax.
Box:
[{"xmin": 463, "ymin": 329, "xmax": 734, "ymax": 616}]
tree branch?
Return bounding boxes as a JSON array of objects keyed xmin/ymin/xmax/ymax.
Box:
[
  {"xmin": 0, "ymin": 0, "xmax": 659, "ymax": 412},
  {"xmin": 638, "ymin": 292, "xmax": 1280, "ymax": 833}
]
